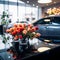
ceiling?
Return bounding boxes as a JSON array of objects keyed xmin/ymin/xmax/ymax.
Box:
[{"xmin": 20, "ymin": 0, "xmax": 60, "ymax": 7}]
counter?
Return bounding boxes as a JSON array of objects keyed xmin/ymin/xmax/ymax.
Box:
[{"xmin": 15, "ymin": 40, "xmax": 60, "ymax": 60}]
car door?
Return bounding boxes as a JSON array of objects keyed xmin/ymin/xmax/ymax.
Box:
[
  {"xmin": 46, "ymin": 25, "xmax": 60, "ymax": 37},
  {"xmin": 35, "ymin": 18, "xmax": 51, "ymax": 37},
  {"xmin": 46, "ymin": 17, "xmax": 60, "ymax": 38},
  {"xmin": 37, "ymin": 24, "xmax": 47, "ymax": 36}
]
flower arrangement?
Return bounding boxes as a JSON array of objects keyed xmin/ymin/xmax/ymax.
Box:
[
  {"xmin": 6, "ymin": 23, "xmax": 41, "ymax": 59},
  {"xmin": 6, "ymin": 23, "xmax": 41, "ymax": 41},
  {"xmin": 47, "ymin": 7, "xmax": 60, "ymax": 15}
]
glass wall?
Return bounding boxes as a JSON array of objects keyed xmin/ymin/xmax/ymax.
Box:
[
  {"xmin": 25, "ymin": 6, "xmax": 38, "ymax": 23},
  {"xmin": 0, "ymin": 0, "xmax": 39, "ymax": 23},
  {"xmin": 0, "ymin": 0, "xmax": 39, "ymax": 49}
]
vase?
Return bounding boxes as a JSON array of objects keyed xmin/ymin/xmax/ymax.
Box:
[
  {"xmin": 12, "ymin": 40, "xmax": 20, "ymax": 56},
  {"xmin": 19, "ymin": 38, "xmax": 30, "ymax": 53},
  {"xmin": 12, "ymin": 38, "xmax": 30, "ymax": 57}
]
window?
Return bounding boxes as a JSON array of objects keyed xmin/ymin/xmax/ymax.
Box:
[
  {"xmin": 9, "ymin": 5, "xmax": 17, "ymax": 23},
  {"xmin": 51, "ymin": 17, "xmax": 60, "ymax": 24},
  {"xmin": 0, "ymin": 0, "xmax": 39, "ymax": 50},
  {"xmin": 0, "ymin": 4, "xmax": 4, "ymax": 19},
  {"xmin": 36, "ymin": 18, "xmax": 51, "ymax": 24}
]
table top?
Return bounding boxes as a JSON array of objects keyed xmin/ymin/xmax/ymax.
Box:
[
  {"xmin": 0, "ymin": 38, "xmax": 60, "ymax": 60},
  {"xmin": 15, "ymin": 40, "xmax": 60, "ymax": 60}
]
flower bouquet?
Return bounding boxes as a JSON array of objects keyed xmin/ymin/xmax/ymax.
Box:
[
  {"xmin": 6, "ymin": 23, "xmax": 41, "ymax": 41},
  {"xmin": 6, "ymin": 23, "xmax": 41, "ymax": 56}
]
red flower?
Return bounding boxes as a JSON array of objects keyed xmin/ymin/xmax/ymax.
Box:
[
  {"xmin": 14, "ymin": 35, "xmax": 19, "ymax": 40},
  {"xmin": 6, "ymin": 23, "xmax": 41, "ymax": 41},
  {"xmin": 35, "ymin": 26, "xmax": 38, "ymax": 30},
  {"xmin": 11, "ymin": 31, "xmax": 17, "ymax": 36},
  {"xmin": 20, "ymin": 27, "xmax": 24, "ymax": 31},
  {"xmin": 16, "ymin": 30, "xmax": 20, "ymax": 33},
  {"xmin": 14, "ymin": 24, "xmax": 17, "ymax": 27},
  {"xmin": 19, "ymin": 35, "xmax": 23, "ymax": 39}
]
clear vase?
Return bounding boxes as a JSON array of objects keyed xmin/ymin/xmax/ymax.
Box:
[
  {"xmin": 12, "ymin": 40, "xmax": 20, "ymax": 56},
  {"xmin": 19, "ymin": 38, "xmax": 30, "ymax": 53},
  {"xmin": 11, "ymin": 38, "xmax": 30, "ymax": 56}
]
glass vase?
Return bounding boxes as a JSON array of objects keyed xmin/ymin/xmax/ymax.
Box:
[
  {"xmin": 12, "ymin": 40, "xmax": 20, "ymax": 56},
  {"xmin": 19, "ymin": 38, "xmax": 30, "ymax": 53}
]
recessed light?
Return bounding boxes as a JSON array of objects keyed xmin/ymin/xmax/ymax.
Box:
[
  {"xmin": 27, "ymin": 1, "xmax": 29, "ymax": 3},
  {"xmin": 33, "ymin": 4, "xmax": 35, "ymax": 6},
  {"xmin": 38, "ymin": 0, "xmax": 52, "ymax": 3},
  {"xmin": 54, "ymin": 2, "xmax": 56, "ymax": 4},
  {"xmin": 46, "ymin": 4, "xmax": 48, "ymax": 6}
]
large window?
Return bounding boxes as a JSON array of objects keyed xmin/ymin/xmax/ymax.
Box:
[
  {"xmin": 0, "ymin": 0, "xmax": 39, "ymax": 49},
  {"xmin": 9, "ymin": 5, "xmax": 17, "ymax": 23},
  {"xmin": 25, "ymin": 6, "xmax": 38, "ymax": 23},
  {"xmin": 0, "ymin": 0, "xmax": 39, "ymax": 23},
  {"xmin": 0, "ymin": 4, "xmax": 4, "ymax": 19}
]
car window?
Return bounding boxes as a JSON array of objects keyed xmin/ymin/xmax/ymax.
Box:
[
  {"xmin": 51, "ymin": 17, "xmax": 60, "ymax": 24},
  {"xmin": 36, "ymin": 18, "xmax": 51, "ymax": 24},
  {"xmin": 34, "ymin": 17, "xmax": 60, "ymax": 25}
]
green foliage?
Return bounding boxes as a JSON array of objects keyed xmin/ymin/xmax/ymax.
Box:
[
  {"xmin": 1, "ymin": 11, "xmax": 9, "ymax": 19},
  {"xmin": 1, "ymin": 11, "xmax": 9, "ymax": 25},
  {"xmin": 2, "ymin": 34, "xmax": 9, "ymax": 44}
]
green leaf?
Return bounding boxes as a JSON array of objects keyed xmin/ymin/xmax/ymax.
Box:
[
  {"xmin": 7, "ymin": 37, "xmax": 9, "ymax": 40},
  {"xmin": 2, "ymin": 40, "xmax": 6, "ymax": 44}
]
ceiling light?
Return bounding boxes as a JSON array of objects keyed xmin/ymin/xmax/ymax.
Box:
[
  {"xmin": 38, "ymin": 0, "xmax": 52, "ymax": 3},
  {"xmin": 27, "ymin": 1, "xmax": 29, "ymax": 3},
  {"xmin": 33, "ymin": 4, "xmax": 35, "ymax": 6},
  {"xmin": 46, "ymin": 4, "xmax": 48, "ymax": 6},
  {"xmin": 54, "ymin": 2, "xmax": 56, "ymax": 4}
]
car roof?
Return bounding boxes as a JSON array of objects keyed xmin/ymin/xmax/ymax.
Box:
[
  {"xmin": 32, "ymin": 15, "xmax": 60, "ymax": 24},
  {"xmin": 43, "ymin": 15, "xmax": 60, "ymax": 19}
]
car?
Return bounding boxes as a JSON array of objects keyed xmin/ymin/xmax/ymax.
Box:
[{"xmin": 33, "ymin": 15, "xmax": 60, "ymax": 40}]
